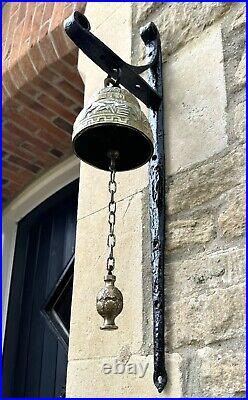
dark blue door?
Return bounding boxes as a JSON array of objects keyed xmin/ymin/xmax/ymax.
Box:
[{"xmin": 3, "ymin": 180, "xmax": 78, "ymax": 398}]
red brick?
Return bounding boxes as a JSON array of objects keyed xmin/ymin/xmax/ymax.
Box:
[
  {"xmin": 21, "ymin": 142, "xmax": 60, "ymax": 167},
  {"xmin": 37, "ymin": 93, "xmax": 76, "ymax": 123},
  {"xmin": 2, "ymin": 160, "xmax": 21, "ymax": 173},
  {"xmin": 9, "ymin": 59, "xmax": 26, "ymax": 91},
  {"xmin": 3, "ymin": 108, "xmax": 38, "ymax": 133},
  {"xmin": 30, "ymin": 3, "xmax": 45, "ymax": 46},
  {"xmin": 50, "ymin": 25, "xmax": 70, "ymax": 58},
  {"xmin": 3, "ymin": 167, "xmax": 33, "ymax": 183},
  {"xmin": 2, "ymin": 3, "xmax": 11, "ymax": 52},
  {"xmin": 75, "ymin": 2, "xmax": 87, "ymax": 12},
  {"xmin": 10, "ymin": 20, "xmax": 25, "ymax": 66},
  {"xmin": 58, "ymin": 80, "xmax": 84, "ymax": 104},
  {"xmin": 2, "ymin": 84, "xmax": 10, "ymax": 103},
  {"xmin": 21, "ymin": 82, "xmax": 39, "ymax": 98},
  {"xmin": 62, "ymin": 49, "xmax": 78, "ymax": 67},
  {"xmin": 53, "ymin": 117, "xmax": 72, "ymax": 134},
  {"xmin": 18, "ymin": 2, "xmax": 35, "ymax": 59},
  {"xmin": 19, "ymin": 108, "xmax": 71, "ymax": 150},
  {"xmin": 51, "ymin": 59, "xmax": 83, "ymax": 89},
  {"xmin": 2, "ymin": 138, "xmax": 36, "ymax": 164},
  {"xmin": 20, "ymin": 141, "xmax": 49, "ymax": 159},
  {"xmin": 40, "ymin": 67, "xmax": 60, "ymax": 84},
  {"xmin": 32, "ymin": 76, "xmax": 75, "ymax": 108},
  {"xmin": 38, "ymin": 129, "xmax": 71, "ymax": 153},
  {"xmin": 41, "ymin": 2, "xmax": 55, "ymax": 27},
  {"xmin": 62, "ymin": 3, "xmax": 74, "ymax": 20},
  {"xmin": 38, "ymin": 34, "xmax": 58, "ymax": 65},
  {"xmin": 29, "ymin": 44, "xmax": 46, "ymax": 75},
  {"xmin": 4, "ymin": 7, "xmax": 19, "ymax": 69},
  {"xmin": 18, "ymin": 52, "xmax": 37, "ymax": 82},
  {"xmin": 21, "ymin": 106, "xmax": 67, "ymax": 138},
  {"xmin": 18, "ymin": 2, "xmax": 27, "ymax": 24},
  {"xmin": 2, "ymin": 70, "xmax": 16, "ymax": 98},
  {"xmin": 4, "ymin": 122, "xmax": 51, "ymax": 153},
  {"xmin": 49, "ymin": 3, "xmax": 66, "ymax": 31},
  {"xmin": 15, "ymin": 92, "xmax": 55, "ymax": 120},
  {"xmin": 8, "ymin": 154, "xmax": 42, "ymax": 174}
]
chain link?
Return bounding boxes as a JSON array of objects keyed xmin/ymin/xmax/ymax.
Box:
[{"xmin": 106, "ymin": 163, "xmax": 117, "ymax": 274}]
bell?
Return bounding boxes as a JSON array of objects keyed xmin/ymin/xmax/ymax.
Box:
[{"xmin": 72, "ymin": 86, "xmax": 153, "ymax": 171}]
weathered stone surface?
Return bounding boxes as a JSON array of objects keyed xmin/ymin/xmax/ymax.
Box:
[
  {"xmin": 231, "ymin": 3, "xmax": 246, "ymax": 30},
  {"xmin": 196, "ymin": 344, "xmax": 246, "ymax": 397},
  {"xmin": 165, "ymin": 248, "xmax": 245, "ymax": 302},
  {"xmin": 166, "ymin": 216, "xmax": 214, "ymax": 252},
  {"xmin": 233, "ymin": 101, "xmax": 246, "ymax": 142},
  {"xmin": 163, "ymin": 24, "xmax": 227, "ymax": 174},
  {"xmin": 235, "ymin": 51, "xmax": 246, "ymax": 89},
  {"xmin": 218, "ymin": 184, "xmax": 246, "ymax": 238},
  {"xmin": 77, "ymin": 162, "xmax": 148, "ymax": 219},
  {"xmin": 132, "ymin": 2, "xmax": 234, "ymax": 61},
  {"xmin": 167, "ymin": 145, "xmax": 245, "ymax": 215},
  {"xmin": 66, "ymin": 353, "xmax": 183, "ymax": 397},
  {"xmin": 69, "ymin": 192, "xmax": 144, "ymax": 361},
  {"xmin": 167, "ymin": 284, "xmax": 245, "ymax": 349}
]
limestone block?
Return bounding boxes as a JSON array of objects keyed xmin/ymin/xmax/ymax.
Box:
[
  {"xmin": 167, "ymin": 145, "xmax": 245, "ymax": 215},
  {"xmin": 83, "ymin": 2, "xmax": 123, "ymax": 34},
  {"xmin": 132, "ymin": 2, "xmax": 233, "ymax": 59},
  {"xmin": 168, "ymin": 284, "xmax": 245, "ymax": 349},
  {"xmin": 69, "ymin": 192, "xmax": 144, "ymax": 361},
  {"xmin": 231, "ymin": 3, "xmax": 246, "ymax": 30},
  {"xmin": 78, "ymin": 3, "xmax": 132, "ymax": 101},
  {"xmin": 165, "ymin": 247, "xmax": 245, "ymax": 302},
  {"xmin": 233, "ymin": 101, "xmax": 246, "ymax": 141},
  {"xmin": 196, "ymin": 344, "xmax": 246, "ymax": 397},
  {"xmin": 66, "ymin": 353, "xmax": 183, "ymax": 398},
  {"xmin": 77, "ymin": 162, "xmax": 148, "ymax": 219},
  {"xmin": 166, "ymin": 216, "xmax": 214, "ymax": 252},
  {"xmin": 235, "ymin": 51, "xmax": 246, "ymax": 89},
  {"xmin": 164, "ymin": 24, "xmax": 227, "ymax": 174},
  {"xmin": 218, "ymin": 184, "xmax": 246, "ymax": 238}
]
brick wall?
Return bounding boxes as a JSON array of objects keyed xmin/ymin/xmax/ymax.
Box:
[{"xmin": 2, "ymin": 2, "xmax": 86, "ymax": 206}]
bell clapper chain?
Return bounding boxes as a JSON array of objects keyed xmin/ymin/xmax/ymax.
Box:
[{"xmin": 96, "ymin": 150, "xmax": 124, "ymax": 330}]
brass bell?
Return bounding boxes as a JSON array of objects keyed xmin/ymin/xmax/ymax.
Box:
[
  {"xmin": 72, "ymin": 84, "xmax": 154, "ymax": 331},
  {"xmin": 72, "ymin": 85, "xmax": 153, "ymax": 171}
]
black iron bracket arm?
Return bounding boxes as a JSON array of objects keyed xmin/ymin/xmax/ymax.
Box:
[
  {"xmin": 64, "ymin": 11, "xmax": 167, "ymax": 393},
  {"xmin": 64, "ymin": 11, "xmax": 162, "ymax": 110}
]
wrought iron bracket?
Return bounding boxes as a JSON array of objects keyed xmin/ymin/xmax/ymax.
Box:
[{"xmin": 64, "ymin": 11, "xmax": 166, "ymax": 393}]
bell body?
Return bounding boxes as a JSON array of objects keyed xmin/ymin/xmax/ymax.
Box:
[
  {"xmin": 96, "ymin": 274, "xmax": 123, "ymax": 330},
  {"xmin": 72, "ymin": 86, "xmax": 153, "ymax": 171}
]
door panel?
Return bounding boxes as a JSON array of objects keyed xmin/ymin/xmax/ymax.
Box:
[{"xmin": 3, "ymin": 180, "xmax": 78, "ymax": 398}]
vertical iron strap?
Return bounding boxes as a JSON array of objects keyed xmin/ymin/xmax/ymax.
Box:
[{"xmin": 141, "ymin": 24, "xmax": 167, "ymax": 393}]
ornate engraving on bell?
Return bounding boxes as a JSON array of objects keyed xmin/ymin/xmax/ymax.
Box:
[
  {"xmin": 96, "ymin": 274, "xmax": 123, "ymax": 330},
  {"xmin": 72, "ymin": 86, "xmax": 154, "ymax": 171}
]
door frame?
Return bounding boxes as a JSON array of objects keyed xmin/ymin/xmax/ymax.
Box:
[{"xmin": 2, "ymin": 156, "xmax": 80, "ymax": 345}]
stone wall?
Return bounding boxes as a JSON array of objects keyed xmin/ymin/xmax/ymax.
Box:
[
  {"xmin": 67, "ymin": 2, "xmax": 246, "ymax": 397},
  {"xmin": 133, "ymin": 2, "xmax": 246, "ymax": 398}
]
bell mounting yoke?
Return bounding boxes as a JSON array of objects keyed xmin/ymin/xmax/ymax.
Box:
[{"xmin": 64, "ymin": 11, "xmax": 167, "ymax": 393}]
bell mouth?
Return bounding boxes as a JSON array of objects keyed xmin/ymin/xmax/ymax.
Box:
[{"xmin": 72, "ymin": 123, "xmax": 154, "ymax": 172}]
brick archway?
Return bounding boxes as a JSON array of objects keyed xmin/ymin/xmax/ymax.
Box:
[{"xmin": 2, "ymin": 2, "xmax": 86, "ymax": 206}]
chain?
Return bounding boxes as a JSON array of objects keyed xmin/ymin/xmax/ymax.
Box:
[{"xmin": 106, "ymin": 153, "xmax": 118, "ymax": 274}]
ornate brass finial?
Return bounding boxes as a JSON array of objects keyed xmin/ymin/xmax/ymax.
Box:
[{"xmin": 96, "ymin": 274, "xmax": 123, "ymax": 330}]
